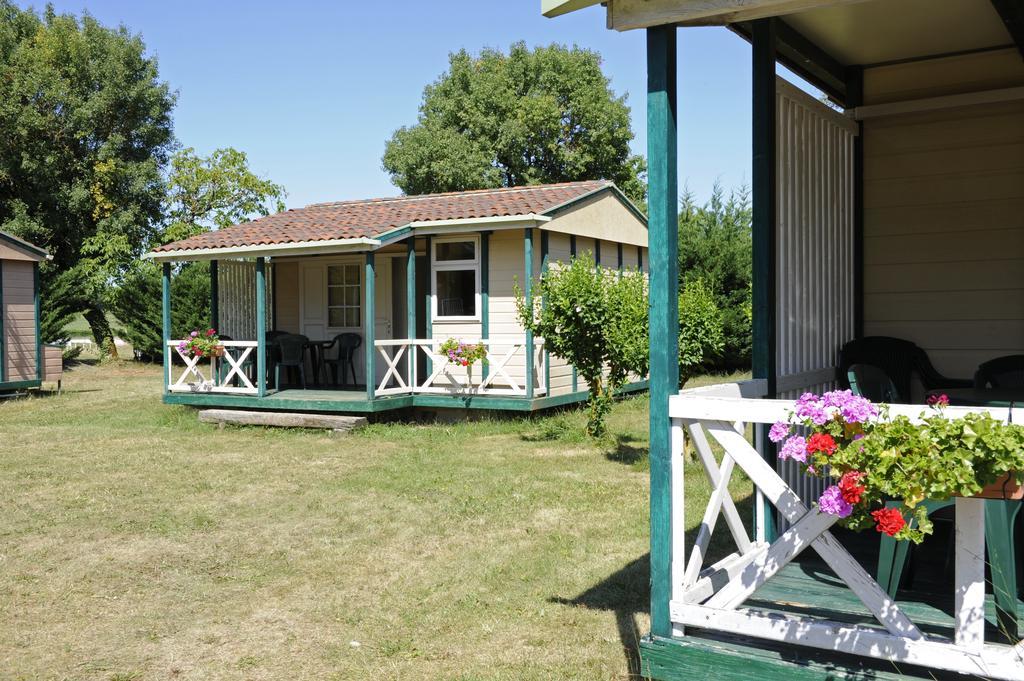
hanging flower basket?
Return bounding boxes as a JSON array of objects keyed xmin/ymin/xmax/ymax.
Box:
[
  {"xmin": 177, "ymin": 328, "xmax": 221, "ymax": 360},
  {"xmin": 771, "ymin": 391, "xmax": 1024, "ymax": 542},
  {"xmin": 438, "ymin": 338, "xmax": 488, "ymax": 388}
]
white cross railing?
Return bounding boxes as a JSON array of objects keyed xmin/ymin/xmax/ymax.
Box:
[
  {"xmin": 668, "ymin": 382, "xmax": 1023, "ymax": 680},
  {"xmin": 374, "ymin": 338, "xmax": 547, "ymax": 397},
  {"xmin": 165, "ymin": 340, "xmax": 259, "ymax": 395}
]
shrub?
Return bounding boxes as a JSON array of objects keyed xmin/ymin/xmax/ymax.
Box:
[
  {"xmin": 679, "ymin": 279, "xmax": 725, "ymax": 386},
  {"xmin": 516, "ymin": 254, "xmax": 648, "ymax": 437}
]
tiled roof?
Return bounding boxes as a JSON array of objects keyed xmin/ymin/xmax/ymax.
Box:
[{"xmin": 152, "ymin": 180, "xmax": 613, "ymax": 253}]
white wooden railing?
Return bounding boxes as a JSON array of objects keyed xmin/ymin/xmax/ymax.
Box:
[
  {"xmin": 374, "ymin": 338, "xmax": 547, "ymax": 397},
  {"xmin": 669, "ymin": 382, "xmax": 1023, "ymax": 680},
  {"xmin": 166, "ymin": 340, "xmax": 259, "ymax": 395}
]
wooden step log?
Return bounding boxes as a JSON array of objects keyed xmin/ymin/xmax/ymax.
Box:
[{"xmin": 198, "ymin": 409, "xmax": 368, "ymax": 433}]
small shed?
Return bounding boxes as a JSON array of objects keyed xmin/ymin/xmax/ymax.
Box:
[
  {"xmin": 147, "ymin": 180, "xmax": 649, "ymax": 415},
  {"xmin": 0, "ymin": 231, "xmax": 58, "ymax": 392}
]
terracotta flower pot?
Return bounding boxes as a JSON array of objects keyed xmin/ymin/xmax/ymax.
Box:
[
  {"xmin": 972, "ymin": 473, "xmax": 1023, "ymax": 500},
  {"xmin": 211, "ymin": 345, "xmax": 225, "ymax": 358}
]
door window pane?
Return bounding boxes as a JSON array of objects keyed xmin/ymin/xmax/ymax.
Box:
[{"xmin": 436, "ymin": 269, "xmax": 476, "ymax": 317}]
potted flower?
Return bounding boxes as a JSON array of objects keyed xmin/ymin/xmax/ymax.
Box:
[
  {"xmin": 770, "ymin": 390, "xmax": 1024, "ymax": 543},
  {"xmin": 438, "ymin": 338, "xmax": 488, "ymax": 388},
  {"xmin": 177, "ymin": 328, "xmax": 222, "ymax": 359}
]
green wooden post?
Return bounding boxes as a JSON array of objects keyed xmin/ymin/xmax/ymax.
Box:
[
  {"xmin": 540, "ymin": 230, "xmax": 550, "ymax": 394},
  {"xmin": 524, "ymin": 228, "xmax": 535, "ymax": 400},
  {"xmin": 617, "ymin": 243, "xmax": 624, "ymax": 275},
  {"xmin": 424, "ymin": 236, "xmax": 432, "ymax": 377},
  {"xmin": 752, "ymin": 18, "xmax": 779, "ymax": 542},
  {"xmin": 637, "ymin": 245, "xmax": 643, "ymax": 270},
  {"xmin": 406, "ymin": 240, "xmax": 416, "ymax": 341},
  {"xmin": 480, "ymin": 231, "xmax": 490, "ymax": 379},
  {"xmin": 161, "ymin": 262, "xmax": 172, "ymax": 394},
  {"xmin": 33, "ymin": 262, "xmax": 40, "ymax": 380},
  {"xmin": 847, "ymin": 65, "xmax": 865, "ymax": 339},
  {"xmin": 647, "ymin": 23, "xmax": 679, "ymax": 640},
  {"xmin": 594, "ymin": 239, "xmax": 601, "ymax": 270},
  {"xmin": 569, "ymin": 235, "xmax": 577, "ymax": 392},
  {"xmin": 255, "ymin": 257, "xmax": 267, "ymax": 397},
  {"xmin": 210, "ymin": 260, "xmax": 219, "ymax": 331},
  {"xmin": 365, "ymin": 252, "xmax": 376, "ymax": 401}
]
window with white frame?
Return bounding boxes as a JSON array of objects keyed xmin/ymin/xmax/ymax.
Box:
[
  {"xmin": 327, "ymin": 263, "xmax": 361, "ymax": 328},
  {"xmin": 432, "ymin": 236, "xmax": 479, "ymax": 320}
]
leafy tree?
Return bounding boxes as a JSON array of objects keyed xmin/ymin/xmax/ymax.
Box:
[
  {"xmin": 678, "ymin": 183, "xmax": 752, "ymax": 370},
  {"xmin": 114, "ymin": 261, "xmax": 209, "ymax": 361},
  {"xmin": 38, "ymin": 268, "xmax": 81, "ymax": 346},
  {"xmin": 679, "ymin": 278, "xmax": 725, "ymax": 386},
  {"xmin": 0, "ymin": 3, "xmax": 176, "ymax": 356},
  {"xmin": 517, "ymin": 254, "xmax": 648, "ymax": 437},
  {"xmin": 383, "ymin": 42, "xmax": 647, "ymax": 205},
  {"xmin": 114, "ymin": 147, "xmax": 285, "ymax": 360},
  {"xmin": 161, "ymin": 147, "xmax": 286, "ymax": 243}
]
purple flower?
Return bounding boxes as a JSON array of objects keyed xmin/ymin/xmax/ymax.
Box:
[
  {"xmin": 794, "ymin": 393, "xmax": 830, "ymax": 425},
  {"xmin": 190, "ymin": 330, "xmax": 198, "ymax": 338},
  {"xmin": 818, "ymin": 485, "xmax": 853, "ymax": 517},
  {"xmin": 768, "ymin": 421, "xmax": 790, "ymax": 443},
  {"xmin": 779, "ymin": 435, "xmax": 807, "ymax": 463}
]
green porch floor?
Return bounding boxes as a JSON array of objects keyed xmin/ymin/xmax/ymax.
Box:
[
  {"xmin": 164, "ymin": 380, "xmax": 648, "ymax": 414},
  {"xmin": 642, "ymin": 557, "xmax": 1024, "ymax": 681}
]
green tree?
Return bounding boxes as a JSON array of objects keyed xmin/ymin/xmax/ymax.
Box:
[
  {"xmin": 114, "ymin": 147, "xmax": 286, "ymax": 360},
  {"xmin": 0, "ymin": 3, "xmax": 176, "ymax": 356},
  {"xmin": 162, "ymin": 147, "xmax": 286, "ymax": 243},
  {"xmin": 679, "ymin": 278, "xmax": 725, "ymax": 386},
  {"xmin": 678, "ymin": 183, "xmax": 752, "ymax": 370},
  {"xmin": 516, "ymin": 254, "xmax": 648, "ymax": 437},
  {"xmin": 383, "ymin": 42, "xmax": 647, "ymax": 205}
]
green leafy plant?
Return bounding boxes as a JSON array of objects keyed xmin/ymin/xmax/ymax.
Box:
[
  {"xmin": 516, "ymin": 253, "xmax": 648, "ymax": 438},
  {"xmin": 678, "ymin": 278, "xmax": 725, "ymax": 386},
  {"xmin": 771, "ymin": 392, "xmax": 1024, "ymax": 543}
]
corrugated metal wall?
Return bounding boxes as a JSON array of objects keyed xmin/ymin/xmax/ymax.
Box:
[
  {"xmin": 774, "ymin": 79, "xmax": 858, "ymax": 507},
  {"xmin": 217, "ymin": 260, "xmax": 273, "ymax": 341}
]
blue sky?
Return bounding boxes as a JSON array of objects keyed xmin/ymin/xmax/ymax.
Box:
[{"xmin": 34, "ymin": 0, "xmax": 761, "ymax": 209}]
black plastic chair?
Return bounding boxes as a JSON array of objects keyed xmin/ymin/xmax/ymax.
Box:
[
  {"xmin": 974, "ymin": 355, "xmax": 1024, "ymax": 389},
  {"xmin": 837, "ymin": 336, "xmax": 971, "ymax": 403},
  {"xmin": 323, "ymin": 333, "xmax": 361, "ymax": 387},
  {"xmin": 274, "ymin": 334, "xmax": 308, "ymax": 390}
]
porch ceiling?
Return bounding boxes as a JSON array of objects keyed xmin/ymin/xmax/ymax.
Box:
[{"xmin": 784, "ymin": 0, "xmax": 1015, "ymax": 66}]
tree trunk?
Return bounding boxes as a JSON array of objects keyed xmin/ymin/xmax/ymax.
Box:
[{"xmin": 84, "ymin": 307, "xmax": 119, "ymax": 359}]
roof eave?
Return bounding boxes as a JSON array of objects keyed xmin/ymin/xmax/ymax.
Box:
[
  {"xmin": 144, "ymin": 237, "xmax": 382, "ymax": 262},
  {"xmin": 0, "ymin": 231, "xmax": 50, "ymax": 260}
]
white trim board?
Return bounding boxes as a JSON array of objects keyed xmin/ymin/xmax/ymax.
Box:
[{"xmin": 851, "ymin": 86, "xmax": 1024, "ymax": 120}]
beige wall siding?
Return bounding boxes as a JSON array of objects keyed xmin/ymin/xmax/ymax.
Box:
[
  {"xmin": 544, "ymin": 231, "xmax": 574, "ymax": 395},
  {"xmin": 544, "ymin": 192, "xmax": 648, "ymax": 247},
  {"xmin": 864, "ymin": 48, "xmax": 1024, "ymax": 105},
  {"xmin": 274, "ymin": 261, "xmax": 301, "ymax": 333},
  {"xmin": 3, "ymin": 259, "xmax": 37, "ymax": 381},
  {"xmin": 862, "ymin": 98, "xmax": 1024, "ymax": 377}
]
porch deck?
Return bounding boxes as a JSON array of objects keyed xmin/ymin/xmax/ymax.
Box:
[
  {"xmin": 642, "ymin": 557, "xmax": 1024, "ymax": 680},
  {"xmin": 164, "ymin": 380, "xmax": 648, "ymax": 414}
]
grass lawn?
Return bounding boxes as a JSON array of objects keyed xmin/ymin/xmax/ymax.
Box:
[{"xmin": 0, "ymin": 363, "xmax": 751, "ymax": 680}]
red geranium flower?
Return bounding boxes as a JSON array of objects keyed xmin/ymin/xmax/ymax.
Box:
[
  {"xmin": 926, "ymin": 393, "xmax": 949, "ymax": 407},
  {"xmin": 838, "ymin": 471, "xmax": 865, "ymax": 505},
  {"xmin": 206, "ymin": 328, "xmax": 217, "ymax": 336},
  {"xmin": 871, "ymin": 507, "xmax": 906, "ymax": 536},
  {"xmin": 806, "ymin": 433, "xmax": 838, "ymax": 456}
]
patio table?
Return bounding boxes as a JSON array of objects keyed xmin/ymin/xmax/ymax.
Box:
[
  {"xmin": 926, "ymin": 387, "xmax": 1024, "ymax": 408},
  {"xmin": 305, "ymin": 339, "xmax": 335, "ymax": 386}
]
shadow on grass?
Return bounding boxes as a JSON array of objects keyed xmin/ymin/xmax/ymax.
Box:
[
  {"xmin": 604, "ymin": 434, "xmax": 648, "ymax": 466},
  {"xmin": 549, "ymin": 553, "xmax": 650, "ymax": 678}
]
